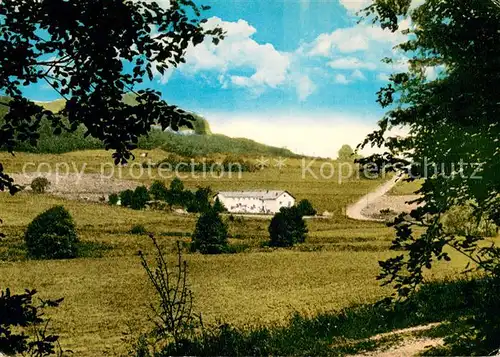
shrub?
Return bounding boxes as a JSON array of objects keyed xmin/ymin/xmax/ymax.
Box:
[
  {"xmin": 136, "ymin": 237, "xmax": 198, "ymax": 353},
  {"xmin": 268, "ymin": 206, "xmax": 308, "ymax": 247},
  {"xmin": 30, "ymin": 177, "xmax": 50, "ymax": 194},
  {"xmin": 129, "ymin": 224, "xmax": 147, "ymax": 235},
  {"xmin": 192, "ymin": 209, "xmax": 228, "ymax": 254},
  {"xmin": 131, "ymin": 186, "xmax": 150, "ymax": 210},
  {"xmin": 186, "ymin": 187, "xmax": 212, "ymax": 213},
  {"xmin": 296, "ymin": 199, "xmax": 316, "ymax": 216},
  {"xmin": 149, "ymin": 180, "xmax": 168, "ymax": 201},
  {"xmin": 108, "ymin": 193, "xmax": 119, "ymax": 205},
  {"xmin": 120, "ymin": 189, "xmax": 134, "ymax": 207},
  {"xmin": 25, "ymin": 206, "xmax": 79, "ymax": 259},
  {"xmin": 180, "ymin": 190, "xmax": 195, "ymax": 209},
  {"xmin": 166, "ymin": 177, "xmax": 185, "ymax": 207},
  {"xmin": 442, "ymin": 205, "xmax": 497, "ymax": 237},
  {"xmin": 213, "ymin": 197, "xmax": 226, "ymax": 213}
]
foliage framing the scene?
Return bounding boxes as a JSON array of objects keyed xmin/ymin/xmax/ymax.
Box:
[
  {"xmin": 0, "ymin": 0, "xmax": 224, "ymax": 195},
  {"xmin": 360, "ymin": 0, "xmax": 500, "ymax": 299},
  {"xmin": 0, "ymin": 288, "xmax": 63, "ymax": 356}
]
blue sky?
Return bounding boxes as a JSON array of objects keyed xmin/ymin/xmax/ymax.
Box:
[{"xmin": 26, "ymin": 0, "xmax": 417, "ymax": 157}]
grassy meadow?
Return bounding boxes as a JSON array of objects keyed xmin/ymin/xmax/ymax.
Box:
[
  {"xmin": 0, "ymin": 149, "xmax": 473, "ymax": 355},
  {"xmin": 389, "ymin": 178, "xmax": 424, "ymax": 196}
]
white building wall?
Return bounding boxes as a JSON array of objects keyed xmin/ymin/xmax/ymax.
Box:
[
  {"xmin": 264, "ymin": 192, "xmax": 295, "ymax": 213},
  {"xmin": 216, "ymin": 192, "xmax": 295, "ymax": 214}
]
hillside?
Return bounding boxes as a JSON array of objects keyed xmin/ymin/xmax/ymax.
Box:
[{"xmin": 0, "ymin": 97, "xmax": 297, "ymax": 157}]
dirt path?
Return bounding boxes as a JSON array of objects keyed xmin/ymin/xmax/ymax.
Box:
[
  {"xmin": 357, "ymin": 337, "xmax": 443, "ymax": 357},
  {"xmin": 349, "ymin": 323, "xmax": 443, "ymax": 357},
  {"xmin": 346, "ymin": 175, "xmax": 421, "ymax": 222},
  {"xmin": 346, "ymin": 175, "xmax": 402, "ymax": 221},
  {"xmin": 7, "ymin": 172, "xmax": 140, "ymax": 201}
]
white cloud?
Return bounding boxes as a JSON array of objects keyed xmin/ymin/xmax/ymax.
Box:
[
  {"xmin": 339, "ymin": 0, "xmax": 425, "ymax": 12},
  {"xmin": 294, "ymin": 75, "xmax": 316, "ymax": 101},
  {"xmin": 138, "ymin": 0, "xmax": 171, "ymax": 9},
  {"xmin": 338, "ymin": 0, "xmax": 371, "ymax": 12},
  {"xmin": 376, "ymin": 73, "xmax": 390, "ymax": 81},
  {"xmin": 410, "ymin": 0, "xmax": 425, "ymax": 10},
  {"xmin": 300, "ymin": 20, "xmax": 411, "ymax": 82},
  {"xmin": 151, "ymin": 11, "xmax": 411, "ymax": 98},
  {"xmin": 351, "ymin": 69, "xmax": 366, "ymax": 80},
  {"xmin": 308, "ymin": 25, "xmax": 405, "ymax": 57},
  {"xmin": 423, "ymin": 64, "xmax": 446, "ymax": 81},
  {"xmin": 328, "ymin": 57, "xmax": 377, "ymax": 70},
  {"xmin": 182, "ymin": 17, "xmax": 291, "ymax": 90},
  {"xmin": 152, "ymin": 66, "xmax": 174, "ymax": 84},
  {"xmin": 334, "ymin": 74, "xmax": 350, "ymax": 85},
  {"xmin": 154, "ymin": 0, "xmax": 171, "ymax": 8}
]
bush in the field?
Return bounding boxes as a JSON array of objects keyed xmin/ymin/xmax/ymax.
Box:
[
  {"xmin": 192, "ymin": 208, "xmax": 228, "ymax": 254},
  {"xmin": 166, "ymin": 177, "xmax": 185, "ymax": 207},
  {"xmin": 119, "ymin": 189, "xmax": 134, "ymax": 207},
  {"xmin": 108, "ymin": 193, "xmax": 119, "ymax": 205},
  {"xmin": 186, "ymin": 187, "xmax": 212, "ymax": 213},
  {"xmin": 25, "ymin": 206, "xmax": 79, "ymax": 259},
  {"xmin": 30, "ymin": 177, "xmax": 50, "ymax": 194},
  {"xmin": 442, "ymin": 205, "xmax": 498, "ymax": 237},
  {"xmin": 296, "ymin": 199, "xmax": 316, "ymax": 216},
  {"xmin": 131, "ymin": 186, "xmax": 150, "ymax": 210},
  {"xmin": 268, "ymin": 206, "xmax": 308, "ymax": 248},
  {"xmin": 149, "ymin": 180, "xmax": 168, "ymax": 201},
  {"xmin": 129, "ymin": 224, "xmax": 147, "ymax": 235},
  {"xmin": 212, "ymin": 197, "xmax": 226, "ymax": 213}
]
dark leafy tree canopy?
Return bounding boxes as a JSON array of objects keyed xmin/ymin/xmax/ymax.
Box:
[
  {"xmin": 268, "ymin": 206, "xmax": 308, "ymax": 248},
  {"xmin": 360, "ymin": 0, "xmax": 500, "ymax": 297},
  {"xmin": 0, "ymin": 288, "xmax": 64, "ymax": 356},
  {"xmin": 192, "ymin": 208, "xmax": 228, "ymax": 254},
  {"xmin": 0, "ymin": 0, "xmax": 224, "ymax": 194}
]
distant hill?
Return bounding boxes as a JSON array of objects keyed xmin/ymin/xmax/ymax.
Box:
[
  {"xmin": 119, "ymin": 93, "xmax": 212, "ymax": 135},
  {"xmin": 0, "ymin": 97, "xmax": 297, "ymax": 157}
]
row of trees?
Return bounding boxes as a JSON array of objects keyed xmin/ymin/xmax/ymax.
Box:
[{"xmin": 109, "ymin": 178, "xmax": 224, "ymax": 214}]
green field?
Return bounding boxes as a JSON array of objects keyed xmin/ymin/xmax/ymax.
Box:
[
  {"xmin": 389, "ymin": 178, "xmax": 424, "ymax": 196},
  {"xmin": 0, "ymin": 150, "xmax": 469, "ymax": 355}
]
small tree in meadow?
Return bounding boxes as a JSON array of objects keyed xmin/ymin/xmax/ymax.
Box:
[
  {"xmin": 166, "ymin": 177, "xmax": 185, "ymax": 207},
  {"xmin": 296, "ymin": 199, "xmax": 316, "ymax": 216},
  {"xmin": 337, "ymin": 144, "xmax": 355, "ymax": 161},
  {"xmin": 212, "ymin": 197, "xmax": 226, "ymax": 213},
  {"xmin": 149, "ymin": 180, "xmax": 168, "ymax": 201},
  {"xmin": 131, "ymin": 186, "xmax": 150, "ymax": 210},
  {"xmin": 108, "ymin": 193, "xmax": 119, "ymax": 205},
  {"xmin": 187, "ymin": 187, "xmax": 212, "ymax": 213},
  {"xmin": 30, "ymin": 177, "xmax": 50, "ymax": 194},
  {"xmin": 25, "ymin": 206, "xmax": 79, "ymax": 259},
  {"xmin": 268, "ymin": 206, "xmax": 308, "ymax": 248},
  {"xmin": 119, "ymin": 189, "xmax": 134, "ymax": 207},
  {"xmin": 192, "ymin": 209, "xmax": 228, "ymax": 254}
]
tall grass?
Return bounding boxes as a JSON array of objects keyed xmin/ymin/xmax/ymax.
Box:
[{"xmin": 155, "ymin": 278, "xmax": 490, "ymax": 356}]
